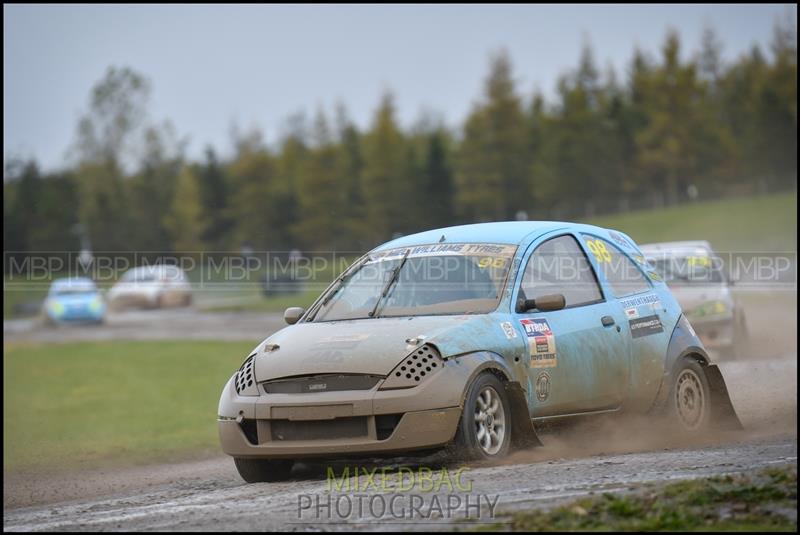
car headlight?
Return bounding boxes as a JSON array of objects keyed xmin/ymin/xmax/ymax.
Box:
[
  {"xmin": 47, "ymin": 300, "xmax": 65, "ymax": 316},
  {"xmin": 89, "ymin": 296, "xmax": 104, "ymax": 313},
  {"xmin": 689, "ymin": 300, "xmax": 730, "ymax": 318},
  {"xmin": 380, "ymin": 344, "xmax": 446, "ymax": 390}
]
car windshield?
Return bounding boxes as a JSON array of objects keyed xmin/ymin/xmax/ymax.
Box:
[
  {"xmin": 648, "ymin": 254, "xmax": 726, "ymax": 285},
  {"xmin": 121, "ymin": 269, "xmax": 158, "ymax": 282},
  {"xmin": 312, "ymin": 243, "xmax": 517, "ymax": 321},
  {"xmin": 52, "ymin": 283, "xmax": 96, "ymax": 295}
]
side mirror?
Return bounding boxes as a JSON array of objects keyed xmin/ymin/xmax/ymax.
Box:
[
  {"xmin": 284, "ymin": 306, "xmax": 305, "ymax": 325},
  {"xmin": 516, "ymin": 293, "xmax": 566, "ymax": 313}
]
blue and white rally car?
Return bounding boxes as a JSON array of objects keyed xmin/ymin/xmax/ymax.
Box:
[
  {"xmin": 219, "ymin": 222, "xmax": 740, "ymax": 482},
  {"xmin": 43, "ymin": 277, "xmax": 105, "ymax": 324}
]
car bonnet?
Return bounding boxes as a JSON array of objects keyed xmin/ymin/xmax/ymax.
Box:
[{"xmin": 252, "ymin": 313, "xmax": 513, "ymax": 381}]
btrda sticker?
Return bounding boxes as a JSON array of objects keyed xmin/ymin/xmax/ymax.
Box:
[{"xmin": 519, "ymin": 318, "xmax": 557, "ymax": 368}]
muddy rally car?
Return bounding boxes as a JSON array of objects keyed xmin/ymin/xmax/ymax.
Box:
[{"xmin": 218, "ymin": 222, "xmax": 740, "ymax": 482}]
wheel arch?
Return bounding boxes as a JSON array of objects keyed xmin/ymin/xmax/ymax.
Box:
[
  {"xmin": 447, "ymin": 350, "xmax": 543, "ymax": 448},
  {"xmin": 651, "ymin": 316, "xmax": 742, "ymax": 430}
]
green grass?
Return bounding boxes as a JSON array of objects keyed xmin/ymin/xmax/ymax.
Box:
[
  {"xmin": 3, "ymin": 340, "xmax": 258, "ymax": 472},
  {"xmin": 585, "ymin": 191, "xmax": 797, "ymax": 252},
  {"xmin": 197, "ymin": 288, "xmax": 323, "ymax": 313},
  {"xmin": 3, "ymin": 282, "xmax": 48, "ymax": 319},
  {"xmin": 477, "ymin": 465, "xmax": 797, "ymax": 532}
]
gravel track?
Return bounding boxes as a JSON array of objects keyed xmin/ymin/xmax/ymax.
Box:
[{"xmin": 3, "ymin": 292, "xmax": 796, "ymax": 531}]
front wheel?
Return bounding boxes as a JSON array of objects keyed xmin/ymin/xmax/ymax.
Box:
[
  {"xmin": 234, "ymin": 458, "xmax": 293, "ymax": 483},
  {"xmin": 668, "ymin": 358, "xmax": 711, "ymax": 433},
  {"xmin": 450, "ymin": 373, "xmax": 512, "ymax": 460}
]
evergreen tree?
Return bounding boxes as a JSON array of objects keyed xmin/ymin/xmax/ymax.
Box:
[
  {"xmin": 456, "ymin": 50, "xmax": 529, "ymax": 221},
  {"xmin": 361, "ymin": 92, "xmax": 410, "ymax": 243}
]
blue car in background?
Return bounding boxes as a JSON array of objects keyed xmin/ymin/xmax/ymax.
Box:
[{"xmin": 43, "ymin": 278, "xmax": 106, "ymax": 324}]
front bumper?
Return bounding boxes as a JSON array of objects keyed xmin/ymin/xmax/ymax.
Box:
[
  {"xmin": 109, "ymin": 292, "xmax": 157, "ymax": 308},
  {"xmin": 217, "ymin": 358, "xmax": 475, "ymax": 460},
  {"xmin": 219, "ymin": 407, "xmax": 461, "ymax": 459},
  {"xmin": 47, "ymin": 307, "xmax": 104, "ymax": 323}
]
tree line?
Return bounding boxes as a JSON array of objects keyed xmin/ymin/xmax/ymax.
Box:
[{"xmin": 4, "ymin": 25, "xmax": 796, "ymax": 258}]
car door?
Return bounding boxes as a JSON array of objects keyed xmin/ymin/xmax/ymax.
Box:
[
  {"xmin": 513, "ymin": 233, "xmax": 630, "ymax": 417},
  {"xmin": 580, "ymin": 233, "xmax": 674, "ymax": 409}
]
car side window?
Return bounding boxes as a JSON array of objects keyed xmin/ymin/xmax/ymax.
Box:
[
  {"xmin": 520, "ymin": 235, "xmax": 603, "ymax": 308},
  {"xmin": 581, "ymin": 235, "xmax": 651, "ymax": 297}
]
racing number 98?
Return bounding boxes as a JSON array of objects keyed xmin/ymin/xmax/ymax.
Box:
[
  {"xmin": 585, "ymin": 239, "xmax": 612, "ymax": 264},
  {"xmin": 478, "ymin": 257, "xmax": 506, "ymax": 269}
]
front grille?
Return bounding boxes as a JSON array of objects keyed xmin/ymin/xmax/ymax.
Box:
[
  {"xmin": 270, "ymin": 417, "xmax": 368, "ymax": 441},
  {"xmin": 263, "ymin": 374, "xmax": 381, "ymax": 394}
]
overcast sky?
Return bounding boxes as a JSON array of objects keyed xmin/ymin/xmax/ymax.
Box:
[{"xmin": 4, "ymin": 4, "xmax": 795, "ymax": 171}]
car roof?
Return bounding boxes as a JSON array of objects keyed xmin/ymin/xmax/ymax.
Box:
[
  {"xmin": 50, "ymin": 277, "xmax": 96, "ymax": 289},
  {"xmin": 639, "ymin": 241, "xmax": 714, "ymax": 257},
  {"xmin": 372, "ymin": 221, "xmax": 630, "ymax": 251},
  {"xmin": 126, "ymin": 264, "xmax": 183, "ymax": 274}
]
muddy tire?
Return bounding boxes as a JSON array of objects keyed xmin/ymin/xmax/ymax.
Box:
[
  {"xmin": 233, "ymin": 458, "xmax": 293, "ymax": 483},
  {"xmin": 450, "ymin": 373, "xmax": 512, "ymax": 461},
  {"xmin": 668, "ymin": 358, "xmax": 712, "ymax": 433}
]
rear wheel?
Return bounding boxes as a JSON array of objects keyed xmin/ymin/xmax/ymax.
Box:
[
  {"xmin": 668, "ymin": 358, "xmax": 711, "ymax": 432},
  {"xmin": 450, "ymin": 373, "xmax": 511, "ymax": 460},
  {"xmin": 233, "ymin": 458, "xmax": 293, "ymax": 483}
]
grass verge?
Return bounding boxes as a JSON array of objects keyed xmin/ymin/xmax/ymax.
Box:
[
  {"xmin": 3, "ymin": 339, "xmax": 258, "ymax": 473},
  {"xmin": 585, "ymin": 191, "xmax": 797, "ymax": 252},
  {"xmin": 477, "ymin": 465, "xmax": 797, "ymax": 532}
]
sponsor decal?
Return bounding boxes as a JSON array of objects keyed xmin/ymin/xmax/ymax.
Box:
[
  {"xmin": 651, "ymin": 299, "xmax": 663, "ymax": 313},
  {"xmin": 625, "ymin": 307, "xmax": 639, "ymax": 320},
  {"xmin": 619, "ymin": 293, "xmax": 659, "ymax": 309},
  {"xmin": 519, "ymin": 318, "xmax": 557, "ymax": 368},
  {"xmin": 371, "ymin": 243, "xmax": 517, "ymax": 262},
  {"xmin": 308, "ymin": 383, "xmax": 327, "ymax": 391},
  {"xmin": 500, "ymin": 321, "xmax": 517, "ymax": 339},
  {"xmin": 609, "ymin": 231, "xmax": 634, "ymax": 249},
  {"xmin": 647, "ymin": 270, "xmax": 663, "ymax": 282},
  {"xmin": 629, "ymin": 314, "xmax": 664, "ymax": 339},
  {"xmin": 535, "ymin": 371, "xmax": 551, "ymax": 402}
]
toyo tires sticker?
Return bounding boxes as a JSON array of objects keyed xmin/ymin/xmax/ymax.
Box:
[{"xmin": 520, "ymin": 318, "xmax": 557, "ymax": 368}]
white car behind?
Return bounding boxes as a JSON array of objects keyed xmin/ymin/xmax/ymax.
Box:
[
  {"xmin": 639, "ymin": 240, "xmax": 747, "ymax": 358},
  {"xmin": 108, "ymin": 265, "xmax": 192, "ymax": 310}
]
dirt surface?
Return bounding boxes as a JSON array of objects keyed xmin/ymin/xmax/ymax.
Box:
[
  {"xmin": 3, "ymin": 436, "xmax": 796, "ymax": 531},
  {"xmin": 3, "ymin": 308, "xmax": 282, "ymax": 343},
  {"xmin": 3, "ymin": 291, "xmax": 796, "ymax": 530},
  {"xmin": 3, "ymin": 352, "xmax": 796, "ymax": 530}
]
